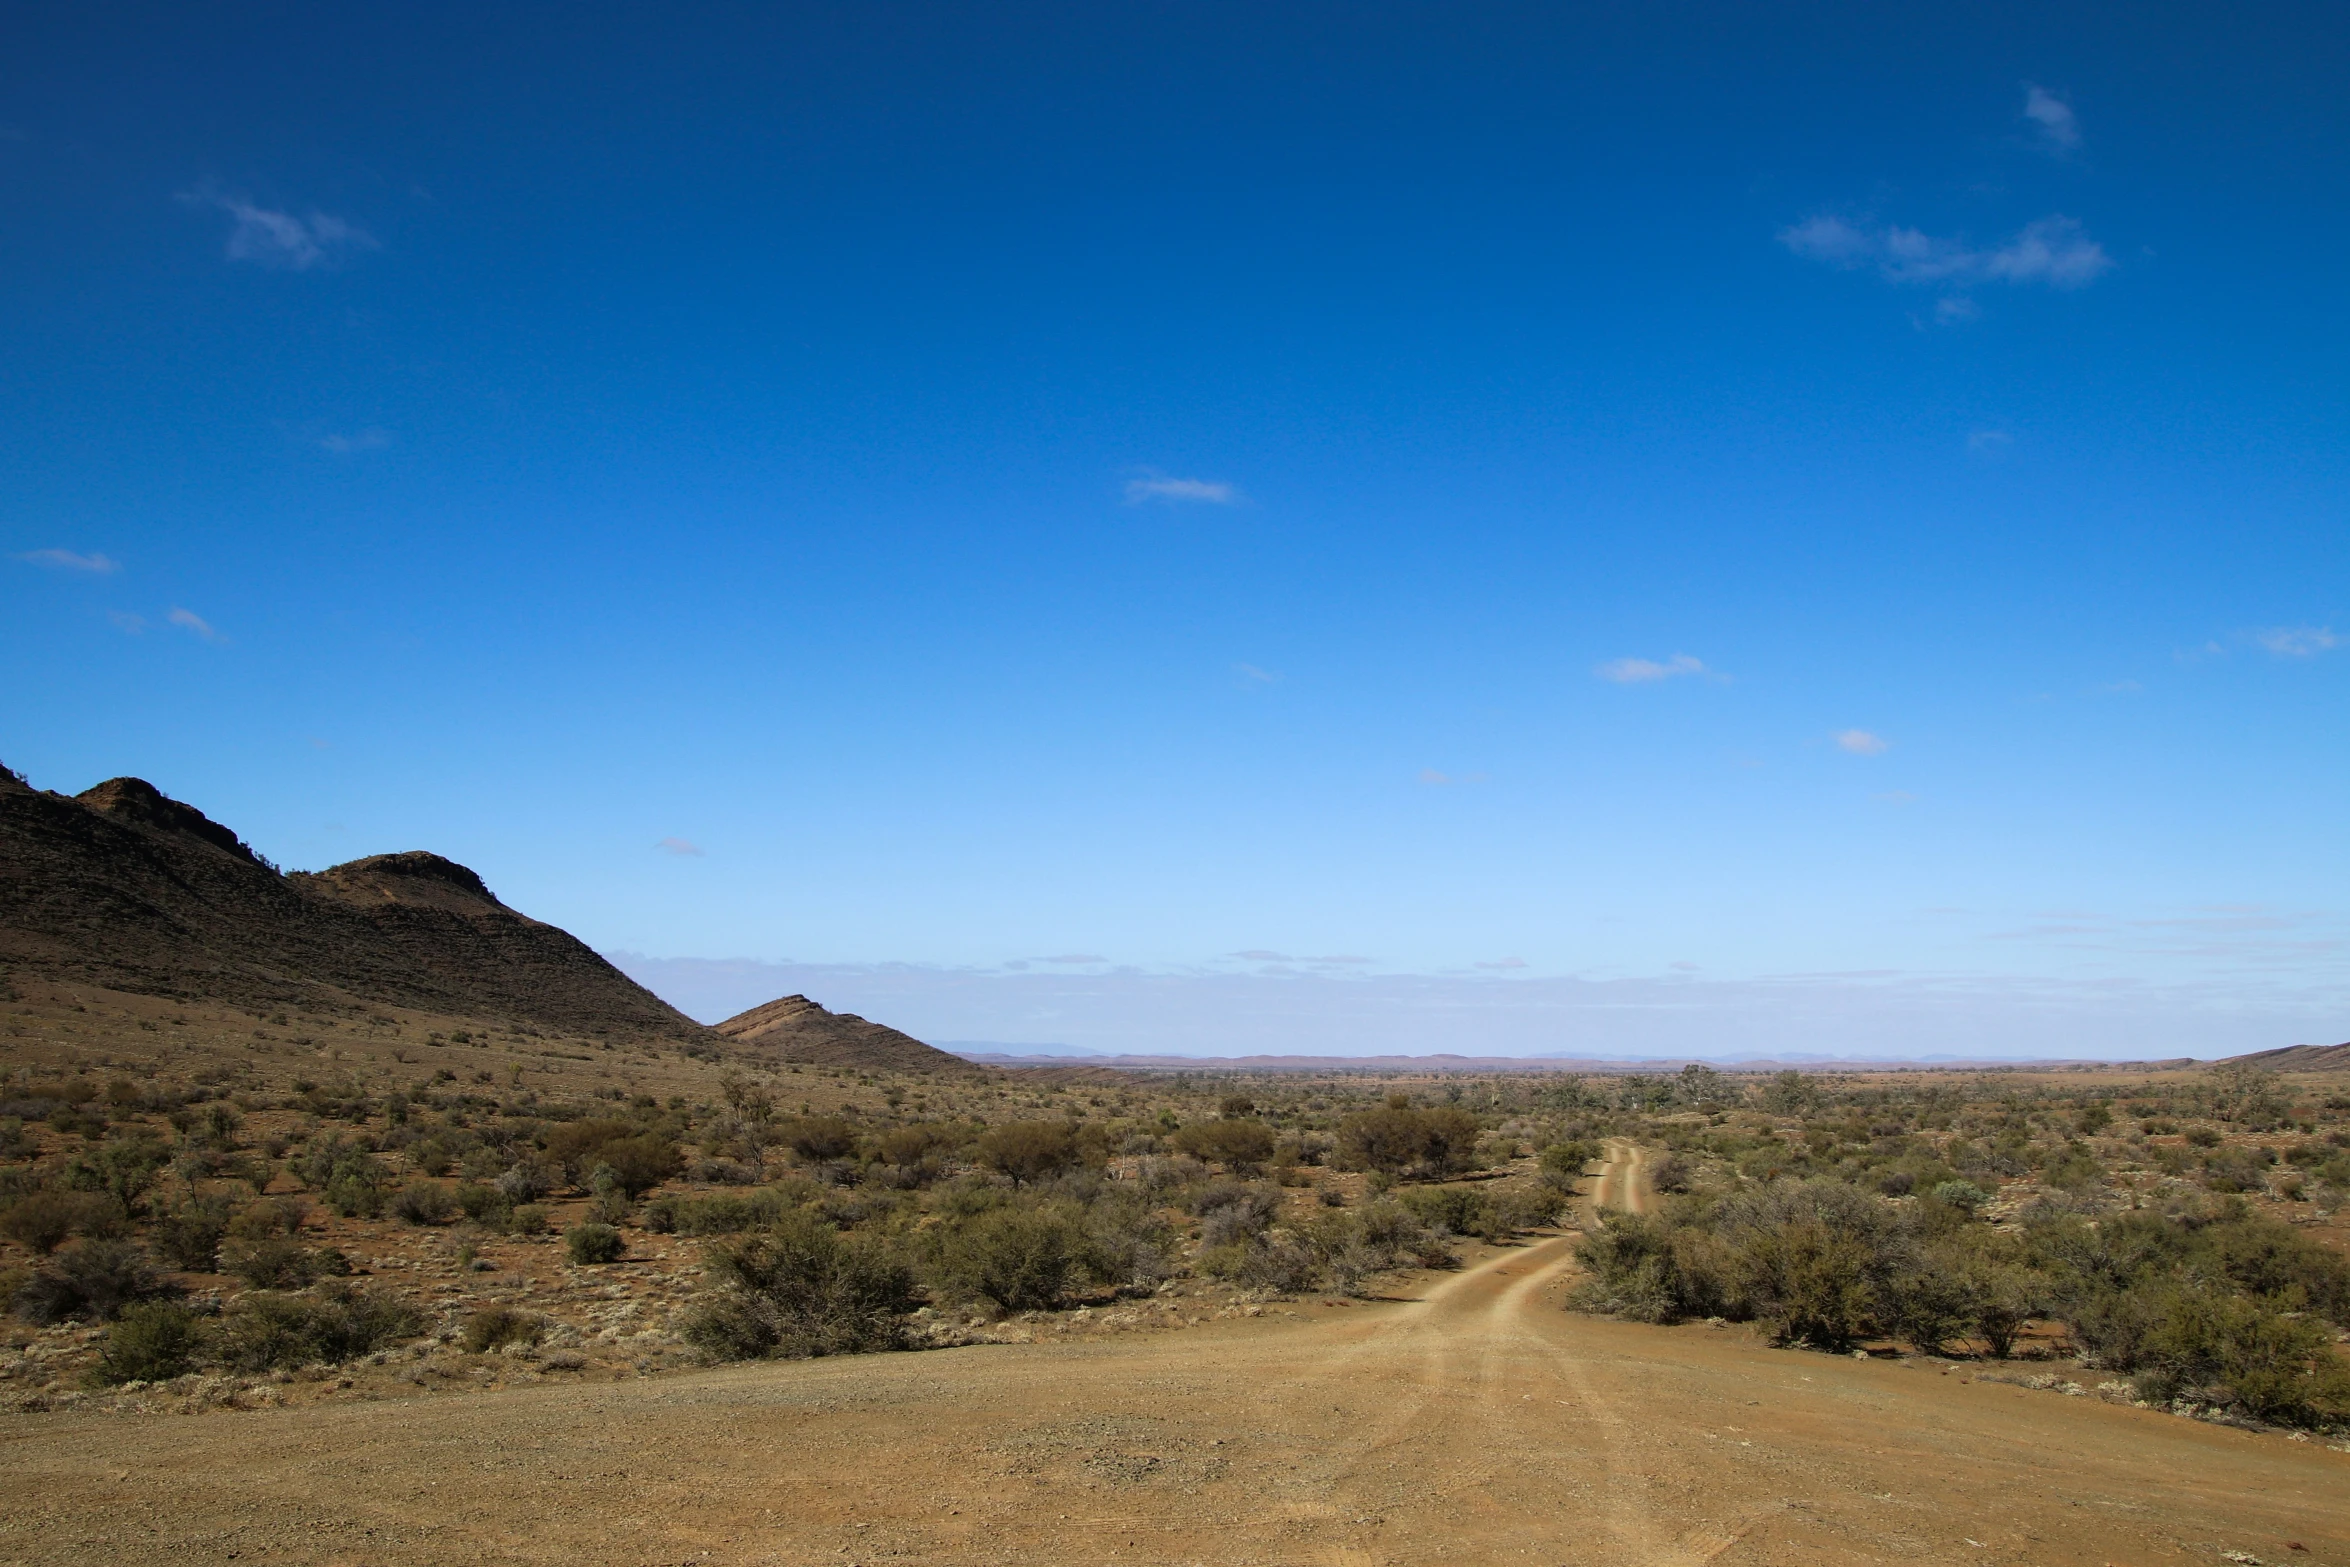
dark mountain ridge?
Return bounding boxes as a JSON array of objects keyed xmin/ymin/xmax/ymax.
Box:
[
  {"xmin": 714, "ymin": 993, "xmax": 972, "ymax": 1074},
  {"xmin": 0, "ymin": 763, "xmax": 701, "ymax": 1041}
]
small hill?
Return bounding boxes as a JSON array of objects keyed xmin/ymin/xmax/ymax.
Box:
[
  {"xmin": 715, "ymin": 994, "xmax": 971, "ymax": 1074},
  {"xmin": 0, "ymin": 763, "xmax": 702, "ymax": 1042},
  {"xmin": 2222, "ymin": 1041, "xmax": 2350, "ymax": 1072}
]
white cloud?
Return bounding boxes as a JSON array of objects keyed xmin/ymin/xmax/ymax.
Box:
[
  {"xmin": 1834, "ymin": 729, "xmax": 1890, "ymax": 755},
  {"xmin": 1596, "ymin": 653, "xmax": 1708, "ymax": 684},
  {"xmin": 1233, "ymin": 662, "xmax": 1278, "ymax": 684},
  {"xmin": 109, "ymin": 611, "xmax": 146, "ymax": 634},
  {"xmin": 320, "ymin": 428, "xmax": 392, "ymax": 454},
  {"xmin": 1124, "ymin": 475, "xmax": 1238, "ymax": 506},
  {"xmin": 167, "ymin": 607, "xmax": 223, "ymax": 642},
  {"xmin": 1038, "ymin": 953, "xmax": 1108, "ymax": 965},
  {"xmin": 1474, "ymin": 957, "xmax": 1529, "ymax": 971},
  {"xmin": 180, "ymin": 189, "xmax": 376, "ymax": 271},
  {"xmin": 17, "ymin": 548, "xmax": 118, "ymax": 573},
  {"xmin": 656, "ymin": 837, "xmax": 704, "ymax": 857},
  {"xmin": 2023, "ymin": 85, "xmax": 2081, "ymax": 152},
  {"xmin": 1782, "ymin": 214, "xmax": 2112, "ymax": 293},
  {"xmin": 2255, "ymin": 626, "xmax": 2340, "ymax": 658},
  {"xmin": 1966, "ymin": 429, "xmax": 2012, "ymax": 455}
]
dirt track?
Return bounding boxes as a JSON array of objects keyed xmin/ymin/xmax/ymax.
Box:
[{"xmin": 4, "ymin": 1146, "xmax": 2346, "ymax": 1566}]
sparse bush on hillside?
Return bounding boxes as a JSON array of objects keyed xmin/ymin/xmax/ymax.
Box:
[
  {"xmin": 565, "ymin": 1222, "xmax": 625, "ymax": 1265},
  {"xmin": 1171, "ymin": 1118, "xmax": 1277, "ymax": 1172},
  {"xmin": 149, "ymin": 1197, "xmax": 233, "ymax": 1271},
  {"xmin": 461, "ymin": 1304, "xmax": 546, "ymax": 1354},
  {"xmin": 936, "ymin": 1204, "xmax": 1087, "ymax": 1311},
  {"xmin": 90, "ymin": 1300, "xmax": 208, "ymax": 1385},
  {"xmin": 683, "ymin": 1212, "xmax": 917, "ymax": 1360},
  {"xmin": 12, "ymin": 1239, "xmax": 178, "ymax": 1324},
  {"xmin": 974, "ymin": 1121, "xmax": 1082, "ymax": 1187},
  {"xmin": 0, "ymin": 1190, "xmax": 125, "ymax": 1254},
  {"xmin": 391, "ymin": 1182, "xmax": 459, "ymax": 1226},
  {"xmin": 213, "ymin": 1285, "xmax": 420, "ymax": 1370},
  {"xmin": 1337, "ymin": 1099, "xmax": 1482, "ymax": 1181}
]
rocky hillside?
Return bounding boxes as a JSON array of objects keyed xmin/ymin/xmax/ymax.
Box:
[
  {"xmin": 715, "ymin": 993, "xmax": 972, "ymax": 1073},
  {"xmin": 0, "ymin": 763, "xmax": 703, "ymax": 1042}
]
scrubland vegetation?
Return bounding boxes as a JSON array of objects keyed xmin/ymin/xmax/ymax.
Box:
[
  {"xmin": 2, "ymin": 1000, "xmax": 2344, "ymax": 1441},
  {"xmin": 1569, "ymin": 1064, "xmax": 2350, "ymax": 1429}
]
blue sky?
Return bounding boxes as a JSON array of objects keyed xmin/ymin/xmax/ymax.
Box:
[{"xmin": 4, "ymin": 3, "xmax": 2345, "ymax": 1058}]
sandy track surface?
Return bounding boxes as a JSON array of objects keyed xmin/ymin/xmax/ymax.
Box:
[{"xmin": 4, "ymin": 1153, "xmax": 2343, "ymax": 1567}]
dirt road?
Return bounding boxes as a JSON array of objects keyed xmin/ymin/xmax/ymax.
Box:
[{"xmin": 4, "ymin": 1165, "xmax": 2344, "ymax": 1567}]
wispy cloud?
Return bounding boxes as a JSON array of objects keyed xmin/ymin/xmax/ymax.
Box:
[
  {"xmin": 1125, "ymin": 475, "xmax": 1239, "ymax": 506},
  {"xmin": 167, "ymin": 607, "xmax": 223, "ymax": 642},
  {"xmin": 1834, "ymin": 729, "xmax": 1890, "ymax": 756},
  {"xmin": 1966, "ymin": 429, "xmax": 2012, "ymax": 456},
  {"xmin": 1595, "ymin": 653, "xmax": 1709, "ymax": 684},
  {"xmin": 1233, "ymin": 662, "xmax": 1279, "ymax": 684},
  {"xmin": 1782, "ymin": 214, "xmax": 2112, "ymax": 292},
  {"xmin": 319, "ymin": 428, "xmax": 392, "ymax": 454},
  {"xmin": 656, "ymin": 837, "xmax": 704, "ymax": 857},
  {"xmin": 1417, "ymin": 769, "xmax": 1490, "ymax": 786},
  {"xmin": 1037, "ymin": 953, "xmax": 1108, "ymax": 965},
  {"xmin": 17, "ymin": 548, "xmax": 119, "ymax": 573},
  {"xmin": 2254, "ymin": 626, "xmax": 2339, "ymax": 658},
  {"xmin": 1474, "ymin": 956, "xmax": 1529, "ymax": 971},
  {"xmin": 2022, "ymin": 85, "xmax": 2081, "ymax": 152},
  {"xmin": 180, "ymin": 188, "xmax": 376, "ymax": 271},
  {"xmin": 109, "ymin": 611, "xmax": 146, "ymax": 634}
]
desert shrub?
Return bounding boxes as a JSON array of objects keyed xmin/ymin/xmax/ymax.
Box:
[
  {"xmin": 1395, "ymin": 1185, "xmax": 1497, "ymax": 1240},
  {"xmin": 778, "ymin": 1116, "xmax": 860, "ymax": 1163},
  {"xmin": 644, "ymin": 1186, "xmax": 807, "ymax": 1237},
  {"xmin": 1336, "ymin": 1100, "xmax": 1482, "ymax": 1180},
  {"xmin": 973, "ymin": 1121, "xmax": 1082, "ymax": 1186},
  {"xmin": 149, "ymin": 1197, "xmax": 234, "ymax": 1271},
  {"xmin": 91, "ymin": 1301, "xmax": 209, "ymax": 1385},
  {"xmin": 938, "ymin": 1205, "xmax": 1086, "ymax": 1310},
  {"xmin": 1571, "ymin": 1211, "xmax": 1741, "ymax": 1323},
  {"xmin": 1931, "ymin": 1180, "xmax": 1990, "ymax": 1214},
  {"xmin": 683, "ymin": 1213, "xmax": 918, "ymax": 1360},
  {"xmin": 222, "ymin": 1229, "xmax": 323, "ymax": 1289},
  {"xmin": 2072, "ymin": 1280, "xmax": 2350, "ymax": 1425},
  {"xmin": 1539, "ymin": 1141, "xmax": 1600, "ymax": 1185},
  {"xmin": 390, "ymin": 1182, "xmax": 459, "ymax": 1226},
  {"xmin": 1308, "ymin": 1199, "xmax": 1451, "ymax": 1295},
  {"xmin": 543, "ymin": 1119, "xmax": 638, "ymax": 1184},
  {"xmin": 494, "ymin": 1157, "xmax": 556, "ymax": 1203},
  {"xmin": 592, "ymin": 1135, "xmax": 682, "ymax": 1197},
  {"xmin": 0, "ymin": 1190, "xmax": 125, "ymax": 1254},
  {"xmin": 454, "ymin": 1182, "xmax": 512, "ymax": 1226},
  {"xmin": 863, "ymin": 1124, "xmax": 950, "ymax": 1188},
  {"xmin": 1171, "ymin": 1118, "xmax": 1278, "ymax": 1173},
  {"xmin": 214, "ymin": 1285, "xmax": 421, "ymax": 1370},
  {"xmin": 12, "ymin": 1240, "xmax": 177, "ymax": 1324},
  {"xmin": 1649, "ymin": 1153, "xmax": 1695, "ymax": 1194},
  {"xmin": 509, "ymin": 1204, "xmax": 549, "ymax": 1236},
  {"xmin": 1192, "ymin": 1181, "xmax": 1281, "ymax": 1248},
  {"xmin": 1081, "ymin": 1189, "xmax": 1179, "ymax": 1289},
  {"xmin": 566, "ymin": 1222, "xmax": 626, "ymax": 1265},
  {"xmin": 460, "ymin": 1304, "xmax": 546, "ymax": 1354},
  {"xmin": 1491, "ymin": 1184, "xmax": 1567, "ymax": 1233}
]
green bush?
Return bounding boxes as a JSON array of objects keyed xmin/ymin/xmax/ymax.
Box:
[
  {"xmin": 149, "ymin": 1198, "xmax": 233, "ymax": 1272},
  {"xmin": 683, "ymin": 1213, "xmax": 917, "ymax": 1360},
  {"xmin": 460, "ymin": 1305, "xmax": 546, "ymax": 1354},
  {"xmin": 214, "ymin": 1285, "xmax": 421, "ymax": 1370},
  {"xmin": 1171, "ymin": 1118, "xmax": 1278, "ymax": 1172},
  {"xmin": 1337, "ymin": 1100, "xmax": 1482, "ymax": 1180},
  {"xmin": 390, "ymin": 1182, "xmax": 459, "ymax": 1226},
  {"xmin": 0, "ymin": 1190, "xmax": 125, "ymax": 1254},
  {"xmin": 973, "ymin": 1121, "xmax": 1082, "ymax": 1186},
  {"xmin": 565, "ymin": 1222, "xmax": 625, "ymax": 1265},
  {"xmin": 220, "ymin": 1234, "xmax": 320, "ymax": 1290},
  {"xmin": 12, "ymin": 1240, "xmax": 177, "ymax": 1324},
  {"xmin": 91, "ymin": 1302, "xmax": 207, "ymax": 1385},
  {"xmin": 939, "ymin": 1206, "xmax": 1085, "ymax": 1310}
]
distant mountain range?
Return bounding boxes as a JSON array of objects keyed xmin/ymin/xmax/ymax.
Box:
[
  {"xmin": 945, "ymin": 1046, "xmax": 2219, "ymax": 1073},
  {"xmin": 0, "ymin": 762, "xmax": 969, "ymax": 1073}
]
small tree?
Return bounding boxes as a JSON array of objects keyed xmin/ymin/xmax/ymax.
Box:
[
  {"xmin": 974, "ymin": 1121, "xmax": 1081, "ymax": 1186},
  {"xmin": 684, "ymin": 1213, "xmax": 917, "ymax": 1360}
]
